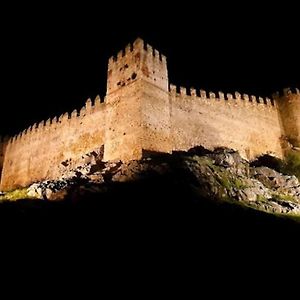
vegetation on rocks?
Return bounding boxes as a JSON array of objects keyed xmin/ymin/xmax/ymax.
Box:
[
  {"xmin": 0, "ymin": 188, "xmax": 32, "ymax": 202},
  {"xmin": 1, "ymin": 147, "xmax": 300, "ymax": 223},
  {"xmin": 281, "ymin": 150, "xmax": 300, "ymax": 180}
]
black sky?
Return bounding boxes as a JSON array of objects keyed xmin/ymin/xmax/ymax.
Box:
[{"xmin": 1, "ymin": 4, "xmax": 299, "ymax": 136}]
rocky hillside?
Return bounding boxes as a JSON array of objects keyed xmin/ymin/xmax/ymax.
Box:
[
  {"xmin": 1, "ymin": 147, "xmax": 300, "ymax": 235},
  {"xmin": 12, "ymin": 148, "xmax": 297, "ymax": 215}
]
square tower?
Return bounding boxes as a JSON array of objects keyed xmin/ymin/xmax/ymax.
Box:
[
  {"xmin": 104, "ymin": 38, "xmax": 171, "ymax": 161},
  {"xmin": 275, "ymin": 88, "xmax": 300, "ymax": 148}
]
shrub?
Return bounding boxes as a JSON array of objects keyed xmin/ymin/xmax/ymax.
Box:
[{"xmin": 281, "ymin": 150, "xmax": 300, "ymax": 180}]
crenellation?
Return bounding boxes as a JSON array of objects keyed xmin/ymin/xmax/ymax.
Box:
[
  {"xmin": 32, "ymin": 123, "xmax": 38, "ymax": 132},
  {"xmin": 258, "ymin": 97, "xmax": 264, "ymax": 104},
  {"xmin": 218, "ymin": 91, "xmax": 225, "ymax": 100},
  {"xmin": 283, "ymin": 87, "xmax": 292, "ymax": 96},
  {"xmin": 133, "ymin": 37, "xmax": 144, "ymax": 50},
  {"xmin": 108, "ymin": 56, "xmax": 115, "ymax": 65},
  {"xmin": 242, "ymin": 94, "xmax": 249, "ymax": 101},
  {"xmin": 32, "ymin": 123, "xmax": 37, "ymax": 133},
  {"xmin": 180, "ymin": 87, "xmax": 187, "ymax": 95},
  {"xmin": 85, "ymin": 98, "xmax": 93, "ymax": 113},
  {"xmin": 63, "ymin": 112, "xmax": 69, "ymax": 122},
  {"xmin": 200, "ymin": 89, "xmax": 206, "ymax": 98},
  {"xmin": 209, "ymin": 92, "xmax": 216, "ymax": 99},
  {"xmin": 117, "ymin": 49, "xmax": 124, "ymax": 60},
  {"xmin": 234, "ymin": 92, "xmax": 241, "ymax": 99},
  {"xmin": 125, "ymin": 43, "xmax": 133, "ymax": 54},
  {"xmin": 58, "ymin": 114, "xmax": 64, "ymax": 123},
  {"xmin": 146, "ymin": 44, "xmax": 154, "ymax": 56},
  {"xmin": 159, "ymin": 52, "xmax": 163, "ymax": 61},
  {"xmin": 190, "ymin": 88, "xmax": 197, "ymax": 97},
  {"xmin": 79, "ymin": 106, "xmax": 86, "ymax": 118},
  {"xmin": 94, "ymin": 95, "xmax": 101, "ymax": 108},
  {"xmin": 52, "ymin": 116, "xmax": 58, "ymax": 125},
  {"xmin": 169, "ymin": 84, "xmax": 177, "ymax": 94},
  {"xmin": 24, "ymin": 129, "xmax": 28, "ymax": 137},
  {"xmin": 46, "ymin": 118, "xmax": 51, "ymax": 127},
  {"xmin": 71, "ymin": 109, "xmax": 78, "ymax": 119},
  {"xmin": 265, "ymin": 97, "xmax": 273, "ymax": 106},
  {"xmin": 275, "ymin": 87, "xmax": 300, "ymax": 97},
  {"xmin": 107, "ymin": 38, "xmax": 168, "ymax": 95},
  {"xmin": 154, "ymin": 49, "xmax": 160, "ymax": 60},
  {"xmin": 227, "ymin": 93, "xmax": 233, "ymax": 100},
  {"xmin": 0, "ymin": 37, "xmax": 298, "ymax": 191},
  {"xmin": 40, "ymin": 120, "xmax": 45, "ymax": 128},
  {"xmin": 250, "ymin": 95, "xmax": 256, "ymax": 103},
  {"xmin": 26, "ymin": 125, "xmax": 31, "ymax": 136}
]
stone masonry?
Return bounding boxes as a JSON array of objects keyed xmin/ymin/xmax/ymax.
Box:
[{"xmin": 0, "ymin": 38, "xmax": 299, "ymax": 191}]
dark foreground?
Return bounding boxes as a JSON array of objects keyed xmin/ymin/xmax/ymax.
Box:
[
  {"xmin": 1, "ymin": 175, "xmax": 300, "ymax": 284},
  {"xmin": 1, "ymin": 149, "xmax": 300, "ymax": 265},
  {"xmin": 1, "ymin": 174, "xmax": 299, "ymax": 241}
]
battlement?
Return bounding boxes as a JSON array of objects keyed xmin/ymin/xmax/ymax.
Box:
[
  {"xmin": 272, "ymin": 87, "xmax": 300, "ymax": 98},
  {"xmin": 107, "ymin": 38, "xmax": 168, "ymax": 95},
  {"xmin": 7, "ymin": 95, "xmax": 104, "ymax": 147},
  {"xmin": 169, "ymin": 84, "xmax": 276, "ymax": 108},
  {"xmin": 109, "ymin": 38, "xmax": 166, "ymax": 65}
]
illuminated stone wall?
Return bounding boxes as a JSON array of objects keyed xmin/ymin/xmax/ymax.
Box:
[
  {"xmin": 0, "ymin": 98, "xmax": 105, "ymax": 190},
  {"xmin": 169, "ymin": 85, "xmax": 287, "ymax": 160},
  {"xmin": 0, "ymin": 38, "xmax": 299, "ymax": 191}
]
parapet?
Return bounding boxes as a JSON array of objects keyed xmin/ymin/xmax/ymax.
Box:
[
  {"xmin": 108, "ymin": 38, "xmax": 166, "ymax": 67},
  {"xmin": 169, "ymin": 84, "xmax": 276, "ymax": 108},
  {"xmin": 107, "ymin": 38, "xmax": 168, "ymax": 94},
  {"xmin": 272, "ymin": 87, "xmax": 300, "ymax": 99},
  {"xmin": 6, "ymin": 95, "xmax": 105, "ymax": 147}
]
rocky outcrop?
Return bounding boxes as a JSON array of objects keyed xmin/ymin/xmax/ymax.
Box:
[
  {"xmin": 15, "ymin": 148, "xmax": 300, "ymax": 216},
  {"xmin": 183, "ymin": 149, "xmax": 300, "ymax": 214}
]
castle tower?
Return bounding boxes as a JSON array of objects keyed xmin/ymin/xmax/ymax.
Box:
[
  {"xmin": 275, "ymin": 88, "xmax": 300, "ymax": 149},
  {"xmin": 104, "ymin": 38, "xmax": 171, "ymax": 161}
]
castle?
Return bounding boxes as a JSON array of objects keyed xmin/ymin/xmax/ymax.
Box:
[{"xmin": 0, "ymin": 38, "xmax": 299, "ymax": 191}]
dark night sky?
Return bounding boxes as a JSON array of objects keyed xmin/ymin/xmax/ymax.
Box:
[{"xmin": 1, "ymin": 4, "xmax": 299, "ymax": 136}]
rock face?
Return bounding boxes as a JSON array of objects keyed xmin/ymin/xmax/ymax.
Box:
[
  {"xmin": 23, "ymin": 148, "xmax": 300, "ymax": 216},
  {"xmin": 182, "ymin": 149, "xmax": 300, "ymax": 214}
]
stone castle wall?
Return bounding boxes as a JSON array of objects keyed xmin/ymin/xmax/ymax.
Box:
[
  {"xmin": 0, "ymin": 38, "xmax": 299, "ymax": 191},
  {"xmin": 0, "ymin": 97, "xmax": 106, "ymax": 190},
  {"xmin": 170, "ymin": 85, "xmax": 285, "ymax": 160}
]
